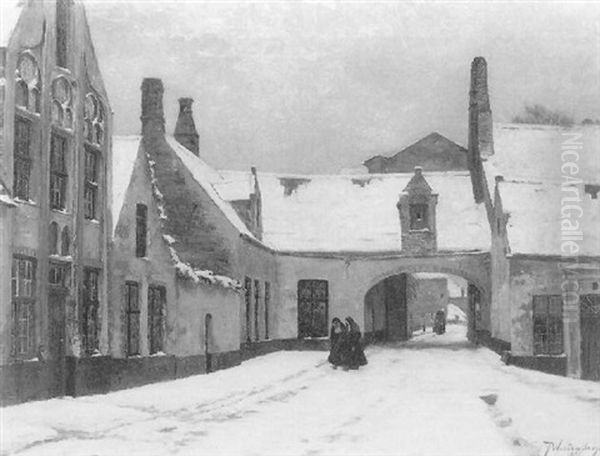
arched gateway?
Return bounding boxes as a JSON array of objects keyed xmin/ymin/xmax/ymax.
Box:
[{"xmin": 355, "ymin": 252, "xmax": 491, "ymax": 343}]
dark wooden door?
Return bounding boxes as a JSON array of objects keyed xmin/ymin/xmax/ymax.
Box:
[
  {"xmin": 384, "ymin": 274, "xmax": 408, "ymax": 341},
  {"xmin": 580, "ymin": 295, "xmax": 600, "ymax": 381},
  {"xmin": 48, "ymin": 288, "xmax": 67, "ymax": 396}
]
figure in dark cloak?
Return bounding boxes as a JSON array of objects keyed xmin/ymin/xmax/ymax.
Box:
[
  {"xmin": 345, "ymin": 316, "xmax": 368, "ymax": 369},
  {"xmin": 328, "ymin": 318, "xmax": 347, "ymax": 368}
]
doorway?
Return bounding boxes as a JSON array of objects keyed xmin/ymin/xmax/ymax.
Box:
[
  {"xmin": 580, "ymin": 295, "xmax": 600, "ymax": 381},
  {"xmin": 205, "ymin": 313, "xmax": 213, "ymax": 373}
]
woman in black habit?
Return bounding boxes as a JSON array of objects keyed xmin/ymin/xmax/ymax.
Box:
[
  {"xmin": 345, "ymin": 316, "xmax": 368, "ymax": 369},
  {"xmin": 328, "ymin": 318, "xmax": 347, "ymax": 368}
]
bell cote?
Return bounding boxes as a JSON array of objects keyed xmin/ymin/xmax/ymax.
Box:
[{"xmin": 397, "ymin": 167, "xmax": 438, "ymax": 254}]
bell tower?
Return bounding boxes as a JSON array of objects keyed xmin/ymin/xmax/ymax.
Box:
[{"xmin": 397, "ymin": 167, "xmax": 438, "ymax": 254}]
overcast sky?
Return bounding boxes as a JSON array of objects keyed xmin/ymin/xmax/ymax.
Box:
[{"xmin": 85, "ymin": 1, "xmax": 600, "ymax": 173}]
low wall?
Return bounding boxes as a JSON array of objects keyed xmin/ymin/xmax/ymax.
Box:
[
  {"xmin": 476, "ymin": 330, "xmax": 511, "ymax": 354},
  {"xmin": 0, "ymin": 360, "xmax": 58, "ymax": 405},
  {"xmin": 504, "ymin": 354, "xmax": 567, "ymax": 377}
]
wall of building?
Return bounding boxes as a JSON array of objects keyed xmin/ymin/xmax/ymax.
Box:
[
  {"xmin": 509, "ymin": 257, "xmax": 565, "ymax": 356},
  {"xmin": 275, "ymin": 252, "xmax": 491, "ymax": 340},
  {"xmin": 235, "ymin": 237, "xmax": 278, "ymax": 344},
  {"xmin": 1, "ymin": 0, "xmax": 111, "ymax": 363},
  {"xmin": 111, "ymin": 148, "xmax": 241, "ymax": 361},
  {"xmin": 509, "ymin": 256, "xmax": 600, "ymax": 378}
]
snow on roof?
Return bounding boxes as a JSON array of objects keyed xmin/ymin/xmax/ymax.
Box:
[
  {"xmin": 217, "ymin": 170, "xmax": 489, "ymax": 253},
  {"xmin": 483, "ymin": 123, "xmax": 600, "ymax": 257},
  {"xmin": 498, "ymin": 180, "xmax": 599, "ymax": 257},
  {"xmin": 485, "ymin": 123, "xmax": 600, "ymax": 186},
  {"xmin": 0, "ymin": 0, "xmax": 22, "ymax": 48},
  {"xmin": 212, "ymin": 171, "xmax": 253, "ymax": 202},
  {"xmin": 111, "ymin": 136, "xmax": 142, "ymax": 231},
  {"xmin": 166, "ymin": 137, "xmax": 253, "ymax": 238}
]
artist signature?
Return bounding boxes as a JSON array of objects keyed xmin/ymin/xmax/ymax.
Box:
[{"xmin": 542, "ymin": 441, "xmax": 600, "ymax": 456}]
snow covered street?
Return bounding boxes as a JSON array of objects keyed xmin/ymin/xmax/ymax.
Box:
[{"xmin": 2, "ymin": 325, "xmax": 599, "ymax": 456}]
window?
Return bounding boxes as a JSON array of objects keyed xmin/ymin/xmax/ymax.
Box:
[
  {"xmin": 125, "ymin": 282, "xmax": 140, "ymax": 356},
  {"xmin": 49, "ymin": 261, "xmax": 69, "ymax": 288},
  {"xmin": 84, "ymin": 93, "xmax": 105, "ymax": 146},
  {"xmin": 51, "ymin": 77, "xmax": 73, "ymax": 129},
  {"xmin": 254, "ymin": 280, "xmax": 260, "ymax": 341},
  {"xmin": 50, "ymin": 133, "xmax": 67, "ymax": 210},
  {"xmin": 244, "ymin": 277, "xmax": 252, "ymax": 342},
  {"xmin": 56, "ymin": 0, "xmax": 70, "ymax": 68},
  {"xmin": 264, "ymin": 281, "xmax": 270, "ymax": 339},
  {"xmin": 11, "ymin": 257, "xmax": 36, "ymax": 358},
  {"xmin": 84, "ymin": 148, "xmax": 98, "ymax": 219},
  {"xmin": 148, "ymin": 285, "xmax": 165, "ymax": 354},
  {"xmin": 49, "ymin": 222, "xmax": 59, "ymax": 254},
  {"xmin": 16, "ymin": 53, "xmax": 41, "ymax": 113},
  {"xmin": 409, "ymin": 204, "xmax": 429, "ymax": 230},
  {"xmin": 135, "ymin": 204, "xmax": 147, "ymax": 257},
  {"xmin": 533, "ymin": 295, "xmax": 563, "ymax": 355},
  {"xmin": 61, "ymin": 226, "xmax": 70, "ymax": 256},
  {"xmin": 13, "ymin": 117, "xmax": 32, "ymax": 200},
  {"xmin": 297, "ymin": 280, "xmax": 328, "ymax": 338},
  {"xmin": 82, "ymin": 268, "xmax": 100, "ymax": 355}
]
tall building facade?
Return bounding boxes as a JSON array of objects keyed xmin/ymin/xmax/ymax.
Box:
[{"xmin": 0, "ymin": 0, "xmax": 112, "ymax": 402}]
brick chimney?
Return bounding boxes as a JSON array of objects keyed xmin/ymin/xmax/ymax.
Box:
[
  {"xmin": 468, "ymin": 57, "xmax": 493, "ymax": 203},
  {"xmin": 140, "ymin": 78, "xmax": 165, "ymax": 138},
  {"xmin": 174, "ymin": 97, "xmax": 200, "ymax": 156}
]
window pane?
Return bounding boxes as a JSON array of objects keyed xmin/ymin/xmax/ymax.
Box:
[
  {"xmin": 14, "ymin": 118, "xmax": 31, "ymax": 157},
  {"xmin": 297, "ymin": 280, "xmax": 328, "ymax": 338},
  {"xmin": 148, "ymin": 286, "xmax": 165, "ymax": 354}
]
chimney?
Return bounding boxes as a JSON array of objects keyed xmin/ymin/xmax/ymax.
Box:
[
  {"xmin": 174, "ymin": 97, "xmax": 200, "ymax": 156},
  {"xmin": 469, "ymin": 57, "xmax": 494, "ymax": 158},
  {"xmin": 250, "ymin": 166, "xmax": 263, "ymax": 240},
  {"xmin": 468, "ymin": 57, "xmax": 493, "ymax": 203},
  {"xmin": 140, "ymin": 78, "xmax": 165, "ymax": 138}
]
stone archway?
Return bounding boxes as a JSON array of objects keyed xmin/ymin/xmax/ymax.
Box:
[{"xmin": 361, "ymin": 263, "xmax": 488, "ymax": 344}]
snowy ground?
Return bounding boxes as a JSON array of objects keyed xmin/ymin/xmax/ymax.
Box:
[{"xmin": 2, "ymin": 325, "xmax": 600, "ymax": 456}]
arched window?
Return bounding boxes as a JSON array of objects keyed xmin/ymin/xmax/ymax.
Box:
[
  {"xmin": 49, "ymin": 222, "xmax": 59, "ymax": 255},
  {"xmin": 15, "ymin": 53, "xmax": 41, "ymax": 114},
  {"xmin": 61, "ymin": 226, "xmax": 70, "ymax": 256},
  {"xmin": 84, "ymin": 92, "xmax": 105, "ymax": 146},
  {"xmin": 15, "ymin": 80, "xmax": 28, "ymax": 108},
  {"xmin": 51, "ymin": 77, "xmax": 74, "ymax": 129}
]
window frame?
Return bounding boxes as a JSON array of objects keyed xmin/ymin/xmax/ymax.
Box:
[
  {"xmin": 125, "ymin": 282, "xmax": 140, "ymax": 356},
  {"xmin": 50, "ymin": 132, "xmax": 68, "ymax": 211},
  {"xmin": 82, "ymin": 267, "xmax": 100, "ymax": 355},
  {"xmin": 254, "ymin": 279, "xmax": 260, "ymax": 341},
  {"xmin": 533, "ymin": 295, "xmax": 564, "ymax": 356},
  {"xmin": 244, "ymin": 277, "xmax": 252, "ymax": 343},
  {"xmin": 297, "ymin": 279, "xmax": 329, "ymax": 338},
  {"xmin": 148, "ymin": 285, "xmax": 165, "ymax": 355},
  {"xmin": 13, "ymin": 116, "xmax": 33, "ymax": 201},
  {"xmin": 264, "ymin": 281, "xmax": 271, "ymax": 340},
  {"xmin": 83, "ymin": 146, "xmax": 99, "ymax": 220},
  {"xmin": 11, "ymin": 256, "xmax": 36, "ymax": 359}
]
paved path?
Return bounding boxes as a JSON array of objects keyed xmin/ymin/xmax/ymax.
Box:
[{"xmin": 2, "ymin": 325, "xmax": 600, "ymax": 456}]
